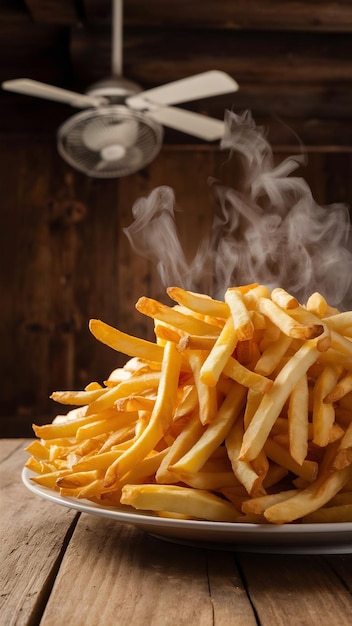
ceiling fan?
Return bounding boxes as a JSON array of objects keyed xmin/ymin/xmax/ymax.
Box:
[{"xmin": 2, "ymin": 1, "xmax": 239, "ymax": 178}]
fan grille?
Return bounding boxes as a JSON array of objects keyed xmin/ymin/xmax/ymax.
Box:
[{"xmin": 57, "ymin": 106, "xmax": 163, "ymax": 178}]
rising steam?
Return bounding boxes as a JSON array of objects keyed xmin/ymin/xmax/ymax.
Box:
[{"xmin": 123, "ymin": 110, "xmax": 352, "ymax": 309}]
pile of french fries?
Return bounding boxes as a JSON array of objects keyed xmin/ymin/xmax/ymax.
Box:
[{"xmin": 26, "ymin": 283, "xmax": 352, "ymax": 524}]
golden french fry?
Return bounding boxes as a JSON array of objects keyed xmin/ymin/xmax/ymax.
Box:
[
  {"xmin": 108, "ymin": 341, "xmax": 182, "ymax": 483},
  {"xmin": 312, "ymin": 364, "xmax": 342, "ymax": 447},
  {"xmin": 89, "ymin": 318, "xmax": 164, "ymax": 362},
  {"xmin": 50, "ymin": 388, "xmax": 105, "ymax": 406},
  {"xmin": 306, "ymin": 292, "xmax": 328, "ymax": 317},
  {"xmin": 121, "ymin": 484, "xmax": 240, "ymax": 522},
  {"xmin": 271, "ymin": 288, "xmax": 299, "ymax": 310},
  {"xmin": 199, "ymin": 316, "xmax": 238, "ymax": 387},
  {"xmin": 255, "ymin": 333, "xmax": 293, "ymax": 376},
  {"xmin": 188, "ymin": 351, "xmax": 218, "ymax": 424},
  {"xmin": 288, "ymin": 374, "xmax": 309, "ymax": 465},
  {"xmin": 135, "ymin": 297, "xmax": 220, "ymax": 336},
  {"xmin": 324, "ymin": 371, "xmax": 352, "ymax": 404},
  {"xmin": 156, "ymin": 412, "xmax": 205, "ymax": 483},
  {"xmin": 167, "ymin": 286, "xmax": 229, "ymax": 319},
  {"xmin": 330, "ymin": 422, "xmax": 352, "ymax": 471},
  {"xmin": 302, "ymin": 504, "xmax": 352, "ymax": 523},
  {"xmin": 56, "ymin": 470, "xmax": 99, "ymax": 488},
  {"xmin": 240, "ymin": 339, "xmax": 320, "ymax": 462},
  {"xmin": 257, "ymin": 297, "xmax": 323, "ymax": 340},
  {"xmin": 225, "ymin": 417, "xmax": 263, "ymax": 496},
  {"xmin": 242, "ymin": 490, "xmax": 297, "ymax": 515},
  {"xmin": 225, "ymin": 288, "xmax": 254, "ymax": 340},
  {"xmin": 324, "ymin": 311, "xmax": 352, "ymax": 335},
  {"xmin": 264, "ymin": 465, "xmax": 352, "ymax": 524}
]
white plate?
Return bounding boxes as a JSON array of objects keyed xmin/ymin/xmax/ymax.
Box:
[{"xmin": 22, "ymin": 468, "xmax": 352, "ymax": 554}]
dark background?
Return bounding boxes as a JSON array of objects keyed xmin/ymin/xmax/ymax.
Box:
[{"xmin": 1, "ymin": 0, "xmax": 351, "ymax": 435}]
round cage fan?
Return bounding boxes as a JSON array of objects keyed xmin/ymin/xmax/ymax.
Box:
[
  {"xmin": 2, "ymin": 1, "xmax": 239, "ymax": 178},
  {"xmin": 58, "ymin": 106, "xmax": 163, "ymax": 178}
]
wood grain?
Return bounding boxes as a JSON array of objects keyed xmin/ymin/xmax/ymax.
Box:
[
  {"xmin": 237, "ymin": 553, "xmax": 352, "ymax": 625},
  {"xmin": 0, "ymin": 441, "xmax": 78, "ymax": 626},
  {"xmin": 1, "ymin": 1, "xmax": 352, "ymax": 144},
  {"xmin": 39, "ymin": 516, "xmax": 257, "ymax": 626},
  {"xmin": 1, "ymin": 139, "xmax": 352, "ymax": 434}
]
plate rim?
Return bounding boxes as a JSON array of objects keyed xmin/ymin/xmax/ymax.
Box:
[{"xmin": 22, "ymin": 466, "xmax": 352, "ymax": 538}]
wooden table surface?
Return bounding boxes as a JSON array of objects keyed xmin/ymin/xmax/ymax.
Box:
[{"xmin": 1, "ymin": 439, "xmax": 352, "ymax": 626}]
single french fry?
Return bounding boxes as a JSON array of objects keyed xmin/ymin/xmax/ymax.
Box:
[
  {"xmin": 288, "ymin": 374, "xmax": 309, "ymax": 465},
  {"xmin": 106, "ymin": 341, "xmax": 182, "ymax": 484},
  {"xmin": 240, "ymin": 339, "xmax": 320, "ymax": 462},
  {"xmin": 264, "ymin": 465, "xmax": 352, "ymax": 524},
  {"xmin": 199, "ymin": 316, "xmax": 238, "ymax": 387},
  {"xmin": 243, "ymin": 388, "xmax": 263, "ymax": 430},
  {"xmin": 225, "ymin": 288, "xmax": 254, "ymax": 340},
  {"xmin": 188, "ymin": 351, "xmax": 218, "ymax": 424},
  {"xmin": 271, "ymin": 288, "xmax": 299, "ymax": 310},
  {"xmin": 257, "ymin": 297, "xmax": 324, "ymax": 340},
  {"xmin": 175, "ymin": 471, "xmax": 240, "ymax": 490},
  {"xmin": 135, "ymin": 297, "xmax": 221, "ymax": 336},
  {"xmin": 242, "ymin": 489, "xmax": 297, "ymax": 515},
  {"xmin": 50, "ymin": 388, "xmax": 106, "ymax": 406},
  {"xmin": 176, "ymin": 333, "xmax": 216, "ymax": 352},
  {"xmin": 31, "ymin": 469, "xmax": 72, "ymax": 488},
  {"xmin": 255, "ymin": 333, "xmax": 293, "ymax": 376},
  {"xmin": 121, "ymin": 484, "xmax": 240, "ymax": 522},
  {"xmin": 167, "ymin": 286, "xmax": 229, "ymax": 318},
  {"xmin": 324, "ymin": 312, "xmax": 352, "ymax": 335},
  {"xmin": 89, "ymin": 318, "xmax": 164, "ymax": 362},
  {"xmin": 226, "ymin": 417, "xmax": 263, "ymax": 495},
  {"xmin": 302, "ymin": 504, "xmax": 352, "ymax": 523},
  {"xmin": 56, "ymin": 470, "xmax": 99, "ymax": 488},
  {"xmin": 312, "ymin": 364, "xmax": 342, "ymax": 447},
  {"xmin": 25, "ymin": 440, "xmax": 50, "ymax": 460},
  {"xmin": 324, "ymin": 371, "xmax": 352, "ymax": 404},
  {"xmin": 156, "ymin": 412, "xmax": 205, "ymax": 483},
  {"xmin": 306, "ymin": 292, "xmax": 328, "ymax": 317},
  {"xmin": 330, "ymin": 422, "xmax": 352, "ymax": 470}
]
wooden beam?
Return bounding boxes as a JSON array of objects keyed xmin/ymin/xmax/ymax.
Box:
[{"xmin": 24, "ymin": 1, "xmax": 352, "ymax": 33}]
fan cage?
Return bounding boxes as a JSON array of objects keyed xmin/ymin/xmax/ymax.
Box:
[{"xmin": 57, "ymin": 106, "xmax": 164, "ymax": 178}]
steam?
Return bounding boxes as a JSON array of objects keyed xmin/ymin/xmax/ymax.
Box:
[{"xmin": 124, "ymin": 110, "xmax": 352, "ymax": 309}]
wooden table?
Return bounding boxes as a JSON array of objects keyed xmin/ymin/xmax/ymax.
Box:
[{"xmin": 2, "ymin": 439, "xmax": 352, "ymax": 626}]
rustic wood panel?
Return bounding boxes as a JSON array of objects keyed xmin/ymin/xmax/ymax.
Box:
[
  {"xmin": 1, "ymin": 138, "xmax": 351, "ymax": 435},
  {"xmin": 26, "ymin": 0, "xmax": 352, "ymax": 32},
  {"xmin": 1, "ymin": 1, "xmax": 352, "ymax": 147}
]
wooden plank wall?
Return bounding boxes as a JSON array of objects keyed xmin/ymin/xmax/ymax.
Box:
[{"xmin": 1, "ymin": 136, "xmax": 351, "ymax": 436}]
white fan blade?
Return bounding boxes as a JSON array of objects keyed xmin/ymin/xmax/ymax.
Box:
[
  {"xmin": 147, "ymin": 106, "xmax": 225, "ymax": 141},
  {"xmin": 2, "ymin": 79, "xmax": 107, "ymax": 108},
  {"xmin": 127, "ymin": 71, "xmax": 238, "ymax": 109}
]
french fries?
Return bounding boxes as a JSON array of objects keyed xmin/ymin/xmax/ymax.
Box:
[{"xmin": 26, "ymin": 284, "xmax": 352, "ymax": 524}]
